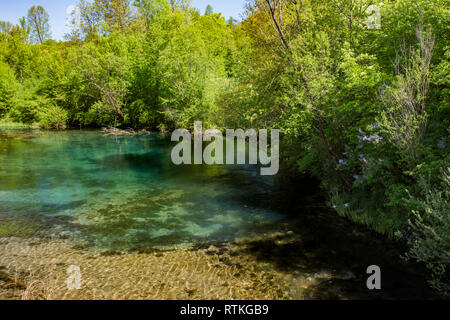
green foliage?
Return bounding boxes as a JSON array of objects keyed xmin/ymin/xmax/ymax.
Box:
[
  {"xmin": 38, "ymin": 104, "xmax": 68, "ymax": 129},
  {"xmin": 239, "ymin": 0, "xmax": 449, "ymax": 295},
  {"xmin": 0, "ymin": 0, "xmax": 448, "ymax": 296},
  {"xmin": 0, "ymin": 21, "xmax": 13, "ymax": 34},
  {"xmin": 8, "ymin": 99, "xmax": 38, "ymax": 124},
  {"xmin": 69, "ymin": 0, "xmax": 133, "ymax": 40},
  {"xmin": 84, "ymin": 100, "xmax": 116, "ymax": 126},
  {"xmin": 399, "ymin": 168, "xmax": 450, "ymax": 296},
  {"xmin": 27, "ymin": 5, "xmax": 51, "ymax": 44},
  {"xmin": 75, "ymin": 31, "xmax": 133, "ymax": 127},
  {"xmin": 0, "ymin": 61, "xmax": 18, "ymax": 116},
  {"xmin": 378, "ymin": 25, "xmax": 435, "ymax": 162}
]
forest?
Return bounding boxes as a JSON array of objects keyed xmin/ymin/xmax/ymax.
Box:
[{"xmin": 0, "ymin": 0, "xmax": 448, "ymax": 296}]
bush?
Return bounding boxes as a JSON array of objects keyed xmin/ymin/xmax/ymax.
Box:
[
  {"xmin": 82, "ymin": 101, "xmax": 116, "ymax": 127},
  {"xmin": 38, "ymin": 104, "xmax": 68, "ymax": 129},
  {"xmin": 399, "ymin": 168, "xmax": 450, "ymax": 296},
  {"xmin": 0, "ymin": 61, "xmax": 18, "ymax": 116},
  {"xmin": 125, "ymin": 99, "xmax": 159, "ymax": 130},
  {"xmin": 8, "ymin": 98, "xmax": 39, "ymax": 124}
]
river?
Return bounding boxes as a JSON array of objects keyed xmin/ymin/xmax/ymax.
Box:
[{"xmin": 0, "ymin": 130, "xmax": 434, "ymax": 299}]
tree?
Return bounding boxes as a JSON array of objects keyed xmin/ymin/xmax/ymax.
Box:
[
  {"xmin": 0, "ymin": 21, "xmax": 13, "ymax": 34},
  {"xmin": 402, "ymin": 168, "xmax": 450, "ymax": 297},
  {"xmin": 74, "ymin": 32, "xmax": 133, "ymax": 127},
  {"xmin": 0, "ymin": 61, "xmax": 18, "ymax": 116},
  {"xmin": 205, "ymin": 4, "xmax": 213, "ymax": 16},
  {"xmin": 19, "ymin": 17, "xmax": 31, "ymax": 38},
  {"xmin": 379, "ymin": 23, "xmax": 435, "ymax": 162},
  {"xmin": 227, "ymin": 17, "xmax": 237, "ymax": 26},
  {"xmin": 93, "ymin": 0, "xmax": 133, "ymax": 29},
  {"xmin": 27, "ymin": 6, "xmax": 51, "ymax": 44},
  {"xmin": 71, "ymin": 0, "xmax": 133, "ymax": 38}
]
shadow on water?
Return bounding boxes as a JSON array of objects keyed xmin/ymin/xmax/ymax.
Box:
[{"xmin": 214, "ymin": 173, "xmax": 437, "ymax": 299}]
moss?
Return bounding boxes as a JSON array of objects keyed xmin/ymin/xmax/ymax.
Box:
[
  {"xmin": 128, "ymin": 246, "xmax": 174, "ymax": 255},
  {"xmin": 100, "ymin": 250, "xmax": 124, "ymax": 257},
  {"xmin": 0, "ymin": 219, "xmax": 41, "ymax": 238}
]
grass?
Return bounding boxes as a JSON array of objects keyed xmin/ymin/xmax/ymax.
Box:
[
  {"xmin": 335, "ymin": 207, "xmax": 397, "ymax": 239},
  {"xmin": 330, "ymin": 194, "xmax": 399, "ymax": 239},
  {"xmin": 0, "ymin": 121, "xmax": 38, "ymax": 130}
]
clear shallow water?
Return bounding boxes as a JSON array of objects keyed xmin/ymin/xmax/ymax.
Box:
[{"xmin": 0, "ymin": 130, "xmax": 282, "ymax": 250}]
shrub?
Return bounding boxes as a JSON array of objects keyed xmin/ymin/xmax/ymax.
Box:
[
  {"xmin": 8, "ymin": 98, "xmax": 39, "ymax": 124},
  {"xmin": 125, "ymin": 99, "xmax": 159, "ymax": 130},
  {"xmin": 399, "ymin": 168, "xmax": 450, "ymax": 296},
  {"xmin": 379, "ymin": 26, "xmax": 435, "ymax": 163},
  {"xmin": 83, "ymin": 101, "xmax": 116, "ymax": 127},
  {"xmin": 0, "ymin": 61, "xmax": 18, "ymax": 116},
  {"xmin": 38, "ymin": 104, "xmax": 68, "ymax": 129}
]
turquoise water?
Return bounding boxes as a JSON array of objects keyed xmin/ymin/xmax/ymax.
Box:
[{"xmin": 0, "ymin": 130, "xmax": 282, "ymax": 250}]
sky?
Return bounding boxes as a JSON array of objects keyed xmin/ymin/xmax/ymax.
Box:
[{"xmin": 0, "ymin": 0, "xmax": 247, "ymax": 41}]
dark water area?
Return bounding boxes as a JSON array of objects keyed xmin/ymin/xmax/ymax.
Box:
[{"xmin": 0, "ymin": 129, "xmax": 436, "ymax": 299}]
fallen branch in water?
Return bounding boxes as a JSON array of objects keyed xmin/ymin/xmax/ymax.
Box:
[
  {"xmin": 101, "ymin": 127, "xmax": 136, "ymax": 136},
  {"xmin": 101, "ymin": 127, "xmax": 152, "ymax": 136}
]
